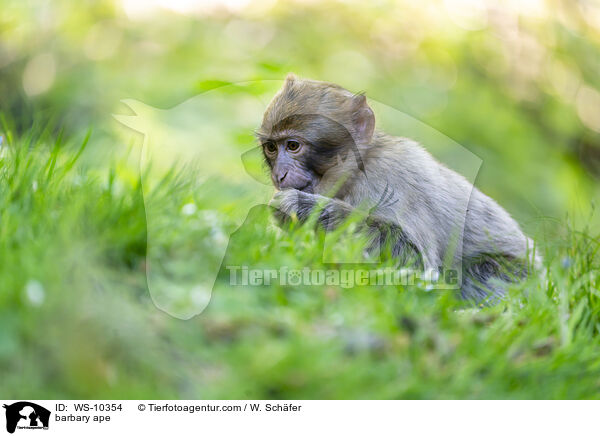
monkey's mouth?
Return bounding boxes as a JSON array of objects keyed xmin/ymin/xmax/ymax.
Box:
[{"xmin": 296, "ymin": 181, "xmax": 313, "ymax": 194}]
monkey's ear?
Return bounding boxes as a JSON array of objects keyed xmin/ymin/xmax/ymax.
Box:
[
  {"xmin": 284, "ymin": 73, "xmax": 298, "ymax": 84},
  {"xmin": 282, "ymin": 73, "xmax": 298, "ymax": 96},
  {"xmin": 352, "ymin": 94, "xmax": 375, "ymax": 144}
]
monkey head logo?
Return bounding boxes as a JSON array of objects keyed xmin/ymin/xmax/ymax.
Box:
[
  {"xmin": 115, "ymin": 78, "xmax": 484, "ymax": 318},
  {"xmin": 3, "ymin": 402, "xmax": 50, "ymax": 433}
]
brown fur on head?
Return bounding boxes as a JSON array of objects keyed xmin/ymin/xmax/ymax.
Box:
[{"xmin": 258, "ymin": 73, "xmax": 375, "ymax": 148}]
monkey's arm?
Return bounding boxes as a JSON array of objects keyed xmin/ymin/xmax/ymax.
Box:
[
  {"xmin": 270, "ymin": 188, "xmax": 355, "ymax": 228},
  {"xmin": 269, "ymin": 189, "xmax": 422, "ymax": 264}
]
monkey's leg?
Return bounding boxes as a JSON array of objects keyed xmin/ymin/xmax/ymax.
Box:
[
  {"xmin": 364, "ymin": 218, "xmax": 423, "ymax": 267},
  {"xmin": 270, "ymin": 189, "xmax": 422, "ymax": 265}
]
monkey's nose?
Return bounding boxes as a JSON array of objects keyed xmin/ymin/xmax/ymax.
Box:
[{"xmin": 278, "ymin": 170, "xmax": 288, "ymax": 183}]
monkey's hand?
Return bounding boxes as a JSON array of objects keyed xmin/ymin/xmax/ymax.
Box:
[
  {"xmin": 269, "ymin": 189, "xmax": 320, "ymax": 223},
  {"xmin": 269, "ymin": 189, "xmax": 356, "ymax": 230},
  {"xmin": 269, "ymin": 189, "xmax": 422, "ymax": 265}
]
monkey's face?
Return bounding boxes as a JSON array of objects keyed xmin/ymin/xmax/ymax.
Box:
[
  {"xmin": 260, "ymin": 114, "xmax": 360, "ymax": 195},
  {"xmin": 258, "ymin": 75, "xmax": 376, "ymax": 194},
  {"xmin": 262, "ymin": 136, "xmax": 318, "ymax": 193}
]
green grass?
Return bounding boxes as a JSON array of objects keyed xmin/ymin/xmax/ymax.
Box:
[{"xmin": 1, "ymin": 126, "xmax": 600, "ymax": 399}]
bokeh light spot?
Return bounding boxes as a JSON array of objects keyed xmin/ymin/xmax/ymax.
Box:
[{"xmin": 22, "ymin": 52, "xmax": 56, "ymax": 97}]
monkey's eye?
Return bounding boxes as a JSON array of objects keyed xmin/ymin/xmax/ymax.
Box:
[
  {"xmin": 263, "ymin": 142, "xmax": 277, "ymax": 155},
  {"xmin": 286, "ymin": 140, "xmax": 301, "ymax": 152}
]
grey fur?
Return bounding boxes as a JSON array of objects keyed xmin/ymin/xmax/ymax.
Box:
[{"xmin": 263, "ymin": 74, "xmax": 541, "ymax": 300}]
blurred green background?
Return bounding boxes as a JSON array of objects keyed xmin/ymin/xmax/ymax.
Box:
[
  {"xmin": 3, "ymin": 0, "xmax": 600, "ymax": 226},
  {"xmin": 1, "ymin": 0, "xmax": 600, "ymax": 399}
]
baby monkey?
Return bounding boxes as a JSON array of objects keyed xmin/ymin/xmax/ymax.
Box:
[{"xmin": 259, "ymin": 74, "xmax": 540, "ymax": 300}]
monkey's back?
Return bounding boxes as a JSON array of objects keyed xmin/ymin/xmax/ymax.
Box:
[{"xmin": 341, "ymin": 133, "xmax": 535, "ymax": 271}]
